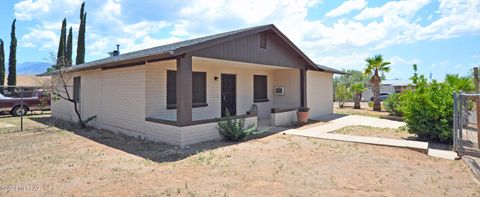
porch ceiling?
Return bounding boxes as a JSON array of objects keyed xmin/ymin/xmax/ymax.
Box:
[{"xmin": 193, "ymin": 57, "xmax": 292, "ymax": 71}]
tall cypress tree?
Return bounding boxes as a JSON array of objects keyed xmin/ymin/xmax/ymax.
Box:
[
  {"xmin": 7, "ymin": 19, "xmax": 16, "ymax": 90},
  {"xmin": 66, "ymin": 27, "xmax": 73, "ymax": 66},
  {"xmin": 76, "ymin": 2, "xmax": 86, "ymax": 65},
  {"xmin": 0, "ymin": 39, "xmax": 5, "ymax": 91},
  {"xmin": 56, "ymin": 18, "xmax": 67, "ymax": 68}
]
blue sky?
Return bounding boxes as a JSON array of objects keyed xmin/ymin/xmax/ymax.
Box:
[{"xmin": 0, "ymin": 0, "xmax": 479, "ymax": 80}]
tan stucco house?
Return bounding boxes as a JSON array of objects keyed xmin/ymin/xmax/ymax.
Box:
[{"xmin": 51, "ymin": 24, "xmax": 344, "ymax": 146}]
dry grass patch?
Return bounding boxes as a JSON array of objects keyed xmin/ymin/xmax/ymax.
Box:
[
  {"xmin": 334, "ymin": 106, "xmax": 390, "ymax": 118},
  {"xmin": 333, "ymin": 125, "xmax": 416, "ymax": 140},
  {"xmin": 0, "ymin": 113, "xmax": 52, "ymax": 134}
]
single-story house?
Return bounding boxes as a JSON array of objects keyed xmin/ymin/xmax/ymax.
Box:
[
  {"xmin": 51, "ymin": 24, "xmax": 344, "ymax": 146},
  {"xmin": 362, "ymin": 80, "xmax": 413, "ymax": 101}
]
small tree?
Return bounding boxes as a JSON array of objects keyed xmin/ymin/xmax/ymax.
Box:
[
  {"xmin": 402, "ymin": 64, "xmax": 454, "ymax": 143},
  {"xmin": 45, "ymin": 53, "xmax": 86, "ymax": 128},
  {"xmin": 7, "ymin": 19, "xmax": 17, "ymax": 91},
  {"xmin": 66, "ymin": 27, "xmax": 73, "ymax": 66},
  {"xmin": 335, "ymin": 84, "xmax": 351, "ymax": 108},
  {"xmin": 76, "ymin": 2, "xmax": 87, "ymax": 65},
  {"xmin": 351, "ymin": 83, "xmax": 366, "ymax": 109},
  {"xmin": 333, "ymin": 69, "xmax": 368, "ymax": 109},
  {"xmin": 55, "ymin": 18, "xmax": 67, "ymax": 69},
  {"xmin": 364, "ymin": 54, "xmax": 391, "ymax": 111}
]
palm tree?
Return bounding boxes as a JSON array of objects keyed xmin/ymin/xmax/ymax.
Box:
[
  {"xmin": 444, "ymin": 74, "xmax": 475, "ymax": 92},
  {"xmin": 364, "ymin": 54, "xmax": 391, "ymax": 111}
]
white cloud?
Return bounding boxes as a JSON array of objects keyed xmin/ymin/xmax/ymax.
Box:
[
  {"xmin": 14, "ymin": 0, "xmax": 82, "ymax": 21},
  {"xmin": 389, "ymin": 56, "xmax": 421, "ymax": 65},
  {"xmin": 314, "ymin": 52, "xmax": 370, "ymax": 70},
  {"xmin": 14, "ymin": 0, "xmax": 52, "ymax": 20},
  {"xmin": 19, "ymin": 28, "xmax": 58, "ymax": 50},
  {"xmin": 124, "ymin": 36, "xmax": 183, "ymax": 53},
  {"xmin": 174, "ymin": 0, "xmax": 319, "ymax": 37},
  {"xmin": 122, "ymin": 21, "xmax": 169, "ymax": 39},
  {"xmin": 355, "ymin": 0, "xmax": 431, "ymax": 20},
  {"xmin": 326, "ymin": 0, "xmax": 366, "ymax": 17},
  {"xmin": 96, "ymin": 0, "xmax": 122, "ymax": 21},
  {"xmin": 416, "ymin": 0, "xmax": 480, "ymax": 40}
]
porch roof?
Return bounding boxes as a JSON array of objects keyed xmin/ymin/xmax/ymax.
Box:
[{"xmin": 40, "ymin": 24, "xmax": 344, "ymax": 75}]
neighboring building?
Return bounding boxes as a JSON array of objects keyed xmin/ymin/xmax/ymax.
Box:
[
  {"xmin": 362, "ymin": 80, "xmax": 413, "ymax": 101},
  {"xmin": 50, "ymin": 24, "xmax": 344, "ymax": 146},
  {"xmin": 3, "ymin": 75, "xmax": 51, "ymax": 87}
]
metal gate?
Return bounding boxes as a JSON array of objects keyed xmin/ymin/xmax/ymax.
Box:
[{"xmin": 453, "ymin": 92, "xmax": 480, "ymax": 156}]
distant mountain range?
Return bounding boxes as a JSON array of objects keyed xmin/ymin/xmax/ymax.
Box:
[{"xmin": 16, "ymin": 62, "xmax": 52, "ymax": 75}]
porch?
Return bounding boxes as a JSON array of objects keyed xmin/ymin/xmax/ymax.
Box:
[{"xmin": 144, "ymin": 56, "xmax": 306, "ymax": 129}]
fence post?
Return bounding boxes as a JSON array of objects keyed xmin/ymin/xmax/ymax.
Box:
[
  {"xmin": 459, "ymin": 91, "xmax": 465, "ymax": 153},
  {"xmin": 20, "ymin": 86, "xmax": 24, "ymax": 131},
  {"xmin": 475, "ymin": 67, "xmax": 480, "ymax": 148},
  {"xmin": 453, "ymin": 92, "xmax": 457, "ymax": 152}
]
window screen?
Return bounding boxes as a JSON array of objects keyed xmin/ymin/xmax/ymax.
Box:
[
  {"xmin": 73, "ymin": 76, "xmax": 81, "ymax": 102},
  {"xmin": 254, "ymin": 75, "xmax": 268, "ymax": 102},
  {"xmin": 167, "ymin": 70, "xmax": 207, "ymax": 106}
]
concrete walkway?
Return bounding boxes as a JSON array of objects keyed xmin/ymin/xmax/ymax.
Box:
[
  {"xmin": 285, "ymin": 114, "xmax": 458, "ymax": 160},
  {"xmin": 291, "ymin": 114, "xmax": 405, "ymax": 136},
  {"xmin": 288, "ymin": 131, "xmax": 428, "ymax": 151}
]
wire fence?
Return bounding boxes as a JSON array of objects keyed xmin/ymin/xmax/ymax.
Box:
[
  {"xmin": 0, "ymin": 86, "xmax": 52, "ymax": 133},
  {"xmin": 453, "ymin": 92, "xmax": 480, "ymax": 157}
]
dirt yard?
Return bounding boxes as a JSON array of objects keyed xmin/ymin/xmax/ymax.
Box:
[
  {"xmin": 0, "ymin": 115, "xmax": 479, "ymax": 196},
  {"xmin": 333, "ymin": 125, "xmax": 415, "ymax": 140}
]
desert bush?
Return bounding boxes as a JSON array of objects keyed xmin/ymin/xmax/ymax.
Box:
[
  {"xmin": 383, "ymin": 93, "xmax": 405, "ymax": 116},
  {"xmin": 368, "ymin": 101, "xmax": 374, "ymax": 108},
  {"xmin": 402, "ymin": 65, "xmax": 453, "ymax": 143},
  {"xmin": 217, "ymin": 111, "xmax": 261, "ymax": 141}
]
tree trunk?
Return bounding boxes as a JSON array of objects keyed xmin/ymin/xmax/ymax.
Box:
[
  {"xmin": 371, "ymin": 69, "xmax": 382, "ymax": 111},
  {"xmin": 372, "ymin": 82, "xmax": 381, "ymax": 111},
  {"xmin": 73, "ymin": 100, "xmax": 85, "ymax": 128},
  {"xmin": 354, "ymin": 92, "xmax": 362, "ymax": 109}
]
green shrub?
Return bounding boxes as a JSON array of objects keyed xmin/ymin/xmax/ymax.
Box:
[
  {"xmin": 402, "ymin": 66, "xmax": 453, "ymax": 143},
  {"xmin": 217, "ymin": 111, "xmax": 261, "ymax": 141},
  {"xmin": 383, "ymin": 93, "xmax": 404, "ymax": 116},
  {"xmin": 368, "ymin": 101, "xmax": 374, "ymax": 108}
]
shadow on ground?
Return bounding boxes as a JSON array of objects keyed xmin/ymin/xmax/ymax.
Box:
[{"xmin": 30, "ymin": 116, "xmax": 288, "ymax": 163}]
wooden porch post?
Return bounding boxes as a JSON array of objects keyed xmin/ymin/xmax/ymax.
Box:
[
  {"xmin": 176, "ymin": 54, "xmax": 193, "ymax": 125},
  {"xmin": 300, "ymin": 69, "xmax": 307, "ymax": 108}
]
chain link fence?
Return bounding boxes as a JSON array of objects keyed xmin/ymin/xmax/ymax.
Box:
[
  {"xmin": 0, "ymin": 86, "xmax": 52, "ymax": 133},
  {"xmin": 453, "ymin": 92, "xmax": 480, "ymax": 157}
]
